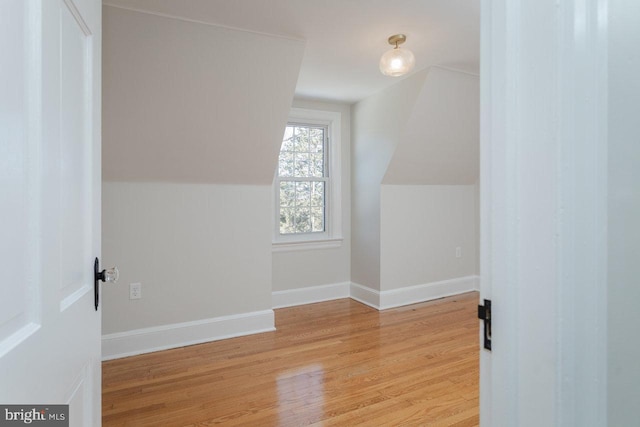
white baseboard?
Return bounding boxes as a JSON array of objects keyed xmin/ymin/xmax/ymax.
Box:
[
  {"xmin": 349, "ymin": 282, "xmax": 381, "ymax": 309},
  {"xmin": 102, "ymin": 310, "xmax": 275, "ymax": 361},
  {"xmin": 272, "ymin": 282, "xmax": 350, "ymax": 309},
  {"xmin": 378, "ymin": 275, "xmax": 479, "ymax": 310},
  {"xmin": 351, "ymin": 275, "xmax": 479, "ymax": 311},
  {"xmin": 102, "ymin": 277, "xmax": 479, "ymax": 360}
]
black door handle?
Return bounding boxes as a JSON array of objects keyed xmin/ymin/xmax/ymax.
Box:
[{"xmin": 478, "ymin": 299, "xmax": 492, "ymax": 350}]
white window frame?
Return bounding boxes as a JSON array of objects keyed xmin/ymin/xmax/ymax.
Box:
[{"xmin": 273, "ymin": 108, "xmax": 342, "ymax": 252}]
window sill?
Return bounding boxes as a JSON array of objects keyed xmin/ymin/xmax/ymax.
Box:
[{"xmin": 272, "ymin": 238, "xmax": 343, "ymax": 253}]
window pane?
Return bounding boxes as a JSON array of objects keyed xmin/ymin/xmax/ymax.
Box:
[
  {"xmin": 311, "ymin": 207, "xmax": 324, "ymax": 232},
  {"xmin": 311, "ymin": 182, "xmax": 324, "ymax": 207},
  {"xmin": 279, "ymin": 181, "xmax": 295, "ymax": 207},
  {"xmin": 281, "ymin": 126, "xmax": 294, "ymax": 152},
  {"xmin": 276, "ymin": 123, "xmax": 330, "ymax": 237},
  {"xmin": 294, "ymin": 127, "xmax": 309, "ymax": 152},
  {"xmin": 278, "ymin": 152, "xmax": 294, "ymax": 177},
  {"xmin": 295, "ymin": 181, "xmax": 310, "ymax": 207},
  {"xmin": 294, "ymin": 208, "xmax": 312, "ymax": 233},
  {"xmin": 310, "ymin": 128, "xmax": 324, "ymax": 153},
  {"xmin": 294, "ymin": 152, "xmax": 310, "ymax": 177},
  {"xmin": 310, "ymin": 153, "xmax": 324, "ymax": 177},
  {"xmin": 279, "ymin": 208, "xmax": 295, "ymax": 234}
]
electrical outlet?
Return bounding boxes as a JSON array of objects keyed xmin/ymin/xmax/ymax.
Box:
[
  {"xmin": 130, "ymin": 283, "xmax": 142, "ymax": 300},
  {"xmin": 455, "ymin": 247, "xmax": 462, "ymax": 258}
]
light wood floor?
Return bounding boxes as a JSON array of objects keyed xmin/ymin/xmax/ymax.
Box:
[{"xmin": 103, "ymin": 292, "xmax": 479, "ymax": 426}]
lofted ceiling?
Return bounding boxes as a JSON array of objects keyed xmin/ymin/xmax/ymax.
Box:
[{"xmin": 103, "ymin": 0, "xmax": 480, "ymax": 104}]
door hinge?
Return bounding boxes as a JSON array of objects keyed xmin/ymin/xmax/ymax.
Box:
[{"xmin": 478, "ymin": 299, "xmax": 492, "ymax": 351}]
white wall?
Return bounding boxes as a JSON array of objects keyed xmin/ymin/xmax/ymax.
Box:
[
  {"xmin": 102, "ymin": 6, "xmax": 304, "ymax": 184},
  {"xmin": 608, "ymin": 1, "xmax": 640, "ymax": 424},
  {"xmin": 351, "ymin": 68, "xmax": 479, "ymax": 293},
  {"xmin": 101, "ymin": 6, "xmax": 304, "ymax": 356},
  {"xmin": 351, "ymin": 71, "xmax": 427, "ymax": 290},
  {"xmin": 102, "ymin": 183, "xmax": 272, "ymax": 334},
  {"xmin": 272, "ymin": 99, "xmax": 351, "ymax": 294},
  {"xmin": 380, "ymin": 185, "xmax": 478, "ymax": 291},
  {"xmin": 383, "ymin": 68, "xmax": 479, "ymax": 185}
]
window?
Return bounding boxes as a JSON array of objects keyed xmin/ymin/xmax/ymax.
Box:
[
  {"xmin": 273, "ymin": 108, "xmax": 342, "ymax": 250},
  {"xmin": 277, "ymin": 124, "xmax": 328, "ymax": 235}
]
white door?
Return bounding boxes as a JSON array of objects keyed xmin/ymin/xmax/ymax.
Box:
[
  {"xmin": 479, "ymin": 0, "xmax": 608, "ymax": 426},
  {"xmin": 0, "ymin": 0, "xmax": 102, "ymax": 425}
]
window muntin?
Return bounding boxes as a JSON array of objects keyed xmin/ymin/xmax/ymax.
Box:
[{"xmin": 276, "ymin": 124, "xmax": 328, "ymax": 235}]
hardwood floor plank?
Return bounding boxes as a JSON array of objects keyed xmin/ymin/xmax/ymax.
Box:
[{"xmin": 103, "ymin": 292, "xmax": 479, "ymax": 426}]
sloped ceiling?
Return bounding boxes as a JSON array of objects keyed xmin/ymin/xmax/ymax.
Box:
[
  {"xmin": 102, "ymin": 6, "xmax": 305, "ymax": 184},
  {"xmin": 103, "ymin": 0, "xmax": 480, "ymax": 103},
  {"xmin": 382, "ymin": 67, "xmax": 479, "ymax": 185}
]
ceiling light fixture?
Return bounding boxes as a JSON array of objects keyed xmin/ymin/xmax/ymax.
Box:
[{"xmin": 379, "ymin": 34, "xmax": 415, "ymax": 77}]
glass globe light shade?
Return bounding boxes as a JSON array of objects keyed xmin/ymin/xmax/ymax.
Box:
[{"xmin": 379, "ymin": 47, "xmax": 416, "ymax": 77}]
